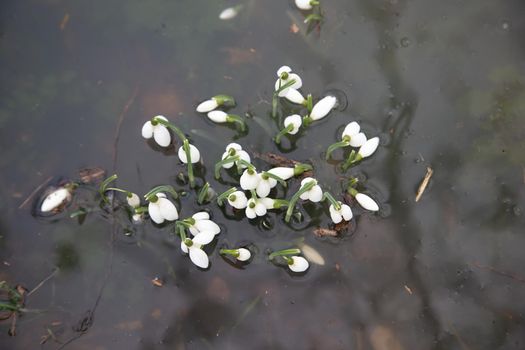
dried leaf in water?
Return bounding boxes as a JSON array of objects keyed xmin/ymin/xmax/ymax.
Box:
[
  {"xmin": 298, "ymin": 244, "xmax": 325, "ymax": 266},
  {"xmin": 78, "ymin": 167, "xmax": 106, "ymax": 184},
  {"xmin": 415, "ymin": 167, "xmax": 433, "ymax": 202},
  {"xmin": 313, "ymin": 227, "xmax": 338, "ymax": 237},
  {"xmin": 151, "ymin": 277, "xmax": 163, "ymax": 287}
]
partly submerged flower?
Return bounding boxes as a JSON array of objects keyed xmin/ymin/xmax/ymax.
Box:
[
  {"xmin": 329, "ymin": 201, "xmax": 353, "ymax": 224},
  {"xmin": 40, "ymin": 187, "xmax": 72, "ymax": 213},
  {"xmin": 240, "ymin": 168, "xmax": 260, "ymax": 190},
  {"xmin": 236, "ymin": 248, "xmax": 251, "ymax": 261},
  {"xmin": 126, "ymin": 192, "xmax": 140, "ymax": 208},
  {"xmin": 177, "ymin": 143, "xmax": 201, "ymax": 164},
  {"xmin": 221, "ymin": 143, "xmax": 251, "ymax": 169},
  {"xmin": 341, "ymin": 122, "xmax": 367, "ymax": 147},
  {"xmin": 267, "ymin": 163, "xmax": 312, "ymax": 180},
  {"xmin": 358, "ymin": 137, "xmax": 380, "ymax": 159},
  {"xmin": 227, "ymin": 191, "xmax": 248, "ymax": 209},
  {"xmin": 219, "ymin": 6, "xmax": 240, "ymax": 20},
  {"xmin": 188, "ymin": 212, "xmax": 221, "ymax": 236},
  {"xmin": 309, "ymin": 96, "xmax": 337, "ymax": 121},
  {"xmin": 147, "ymin": 192, "xmax": 178, "ymax": 224},
  {"xmin": 275, "ymin": 66, "xmax": 303, "ymax": 97},
  {"xmin": 355, "ymin": 193, "xmax": 379, "ymax": 212},
  {"xmin": 295, "ymin": 0, "xmax": 318, "ymax": 10},
  {"xmin": 142, "ymin": 115, "xmax": 171, "ymax": 147},
  {"xmin": 181, "ymin": 231, "xmax": 215, "ymax": 268},
  {"xmin": 288, "ymin": 256, "xmax": 309, "ymax": 272},
  {"xmin": 196, "ymin": 94, "xmax": 236, "ymax": 112},
  {"xmin": 299, "ymin": 177, "xmax": 323, "ymax": 202}
]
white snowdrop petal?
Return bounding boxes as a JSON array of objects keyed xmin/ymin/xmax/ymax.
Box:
[
  {"xmin": 189, "ymin": 227, "xmax": 199, "ymax": 236},
  {"xmin": 256, "ymin": 180, "xmax": 271, "ymax": 198},
  {"xmin": 299, "ymin": 192, "xmax": 310, "ymax": 201},
  {"xmin": 126, "ymin": 193, "xmax": 140, "ymax": 208},
  {"xmin": 189, "ymin": 248, "xmax": 209, "ymax": 268},
  {"xmin": 189, "ymin": 144, "xmax": 201, "ymax": 163},
  {"xmin": 310, "ymin": 96, "xmax": 337, "ymax": 121},
  {"xmin": 260, "ymin": 197, "xmax": 275, "ymax": 209},
  {"xmin": 349, "ymin": 132, "xmax": 367, "ymax": 147},
  {"xmin": 301, "ymin": 177, "xmax": 317, "ymax": 186},
  {"xmin": 226, "ymin": 143, "xmax": 242, "ymax": 151},
  {"xmin": 284, "ymin": 114, "xmax": 302, "ymax": 135},
  {"xmin": 195, "ymin": 220, "xmax": 220, "ymax": 235},
  {"xmin": 356, "ymin": 193, "xmax": 379, "ymax": 211},
  {"xmin": 141, "ymin": 121, "xmax": 154, "ymax": 139},
  {"xmin": 156, "ymin": 192, "xmax": 166, "ymax": 199},
  {"xmin": 219, "ymin": 7, "xmax": 238, "ymax": 20},
  {"xmin": 268, "ymin": 167, "xmax": 294, "ymax": 180},
  {"xmin": 158, "ymin": 198, "xmax": 178, "ymax": 221},
  {"xmin": 359, "ymin": 137, "xmax": 380, "ymax": 158},
  {"xmin": 40, "ymin": 188, "xmax": 71, "ymax": 212},
  {"xmin": 341, "ymin": 204, "xmax": 353, "ymax": 221},
  {"xmin": 295, "ymin": 0, "xmax": 313, "ymax": 10},
  {"xmin": 148, "ymin": 202, "xmax": 164, "ymax": 224},
  {"xmin": 254, "ymin": 202, "xmax": 267, "ymax": 216},
  {"xmin": 277, "ymin": 66, "xmax": 292, "ymax": 76},
  {"xmin": 308, "ymin": 185, "xmax": 323, "ymax": 202},
  {"xmin": 284, "ymin": 89, "xmax": 306, "ymax": 105},
  {"xmin": 193, "ymin": 231, "xmax": 215, "ymax": 245},
  {"xmin": 177, "ymin": 146, "xmax": 188, "ymax": 163},
  {"xmin": 342, "ymin": 122, "xmax": 360, "ymax": 139},
  {"xmin": 237, "ymin": 248, "xmax": 251, "ymax": 261},
  {"xmin": 240, "ymin": 170, "xmax": 260, "ymax": 190},
  {"xmin": 221, "ymin": 151, "xmax": 235, "ymax": 169},
  {"xmin": 192, "ymin": 212, "xmax": 210, "ymax": 221},
  {"xmin": 207, "ymin": 110, "xmax": 228, "ymax": 123},
  {"xmin": 245, "ymin": 206, "xmax": 257, "ymax": 219},
  {"xmin": 228, "ymin": 191, "xmax": 248, "ymax": 209},
  {"xmin": 196, "ymin": 99, "xmax": 219, "ymax": 113},
  {"xmin": 153, "ymin": 125, "xmax": 171, "ymax": 147},
  {"xmin": 330, "ymin": 209, "xmax": 343, "ymax": 224},
  {"xmin": 287, "ymin": 73, "xmax": 303, "ymax": 90},
  {"xmin": 237, "ymin": 150, "xmax": 251, "ymax": 167},
  {"xmin": 289, "ymin": 256, "xmax": 309, "ymax": 272},
  {"xmin": 181, "ymin": 241, "xmax": 189, "ymax": 254}
]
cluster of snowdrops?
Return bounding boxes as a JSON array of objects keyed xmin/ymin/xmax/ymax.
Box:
[{"xmin": 40, "ymin": 66, "xmax": 381, "ymax": 273}]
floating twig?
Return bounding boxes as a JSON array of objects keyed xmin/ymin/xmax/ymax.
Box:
[
  {"xmin": 18, "ymin": 176, "xmax": 53, "ymax": 209},
  {"xmin": 415, "ymin": 167, "xmax": 433, "ymax": 202}
]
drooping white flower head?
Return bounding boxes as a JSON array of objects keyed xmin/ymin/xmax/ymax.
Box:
[
  {"xmin": 275, "ymin": 66, "xmax": 303, "ymax": 97},
  {"xmin": 288, "ymin": 256, "xmax": 309, "ymax": 272},
  {"xmin": 236, "ymin": 248, "xmax": 251, "ymax": 261},
  {"xmin": 132, "ymin": 213, "xmax": 144, "ymax": 224},
  {"xmin": 126, "ymin": 193, "xmax": 141, "ymax": 208},
  {"xmin": 207, "ymin": 110, "xmax": 228, "ymax": 123},
  {"xmin": 196, "ymin": 99, "xmax": 219, "ymax": 113},
  {"xmin": 299, "ymin": 177, "xmax": 323, "ymax": 202},
  {"xmin": 310, "ymin": 96, "xmax": 337, "ymax": 121},
  {"xmin": 284, "ymin": 114, "xmax": 302, "ymax": 135},
  {"xmin": 349, "ymin": 132, "xmax": 367, "ymax": 147},
  {"xmin": 355, "ymin": 193, "xmax": 379, "ymax": 212},
  {"xmin": 329, "ymin": 202, "xmax": 353, "ymax": 224},
  {"xmin": 256, "ymin": 174, "xmax": 277, "ymax": 198},
  {"xmin": 40, "ymin": 187, "xmax": 72, "ymax": 213},
  {"xmin": 245, "ymin": 197, "xmax": 274, "ymax": 219},
  {"xmin": 177, "ymin": 143, "xmax": 201, "ymax": 164},
  {"xmin": 147, "ymin": 192, "xmax": 178, "ymax": 224},
  {"xmin": 221, "ymin": 143, "xmax": 251, "ymax": 169},
  {"xmin": 142, "ymin": 115, "xmax": 171, "ymax": 147},
  {"xmin": 219, "ymin": 6, "xmax": 239, "ymax": 20},
  {"xmin": 228, "ymin": 191, "xmax": 248, "ymax": 209},
  {"xmin": 358, "ymin": 137, "xmax": 380, "ymax": 158},
  {"xmin": 342, "ymin": 122, "xmax": 360, "ymax": 139},
  {"xmin": 295, "ymin": 0, "xmax": 314, "ymax": 10},
  {"xmin": 181, "ymin": 230, "xmax": 215, "ymax": 268},
  {"xmin": 284, "ymin": 89, "xmax": 306, "ymax": 105},
  {"xmin": 188, "ymin": 212, "xmax": 221, "ymax": 236},
  {"xmin": 240, "ymin": 169, "xmax": 260, "ymax": 190},
  {"xmin": 267, "ymin": 167, "xmax": 295, "ymax": 181}
]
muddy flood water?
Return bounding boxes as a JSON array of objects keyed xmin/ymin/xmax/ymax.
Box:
[{"xmin": 1, "ymin": 0, "xmax": 525, "ymax": 349}]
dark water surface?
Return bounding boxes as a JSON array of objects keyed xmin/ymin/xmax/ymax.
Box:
[{"xmin": 1, "ymin": 0, "xmax": 525, "ymax": 349}]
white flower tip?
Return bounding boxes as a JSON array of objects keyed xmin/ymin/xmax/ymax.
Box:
[
  {"xmin": 196, "ymin": 99, "xmax": 218, "ymax": 113},
  {"xmin": 219, "ymin": 7, "xmax": 239, "ymax": 20},
  {"xmin": 40, "ymin": 188, "xmax": 71, "ymax": 212},
  {"xmin": 295, "ymin": 0, "xmax": 313, "ymax": 10},
  {"xmin": 237, "ymin": 248, "xmax": 251, "ymax": 261},
  {"xmin": 207, "ymin": 110, "xmax": 228, "ymax": 123},
  {"xmin": 359, "ymin": 137, "xmax": 380, "ymax": 158},
  {"xmin": 310, "ymin": 95, "xmax": 337, "ymax": 121},
  {"xmin": 289, "ymin": 256, "xmax": 309, "ymax": 272},
  {"xmin": 356, "ymin": 193, "xmax": 379, "ymax": 211}
]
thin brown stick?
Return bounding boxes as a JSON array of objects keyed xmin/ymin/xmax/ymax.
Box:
[
  {"xmin": 18, "ymin": 176, "xmax": 53, "ymax": 209},
  {"xmin": 112, "ymin": 85, "xmax": 139, "ymax": 172},
  {"xmin": 470, "ymin": 262, "xmax": 525, "ymax": 284},
  {"xmin": 27, "ymin": 269, "xmax": 59, "ymax": 297},
  {"xmin": 415, "ymin": 167, "xmax": 433, "ymax": 202}
]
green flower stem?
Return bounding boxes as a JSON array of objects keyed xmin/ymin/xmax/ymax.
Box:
[
  {"xmin": 99, "ymin": 174, "xmax": 118, "ymax": 202},
  {"xmin": 302, "ymin": 115, "xmax": 313, "ymax": 127},
  {"xmin": 105, "ymin": 187, "xmax": 131, "ymax": 197},
  {"xmin": 236, "ymin": 159, "xmax": 255, "ymax": 172},
  {"xmin": 274, "ymin": 124, "xmax": 294, "ymax": 144},
  {"xmin": 214, "ymin": 155, "xmax": 239, "ymax": 179},
  {"xmin": 176, "ymin": 222, "xmax": 188, "ymax": 241},
  {"xmin": 322, "ymin": 191, "xmax": 341, "ymax": 211},
  {"xmin": 213, "ymin": 94, "xmax": 236, "ymax": 107},
  {"xmin": 219, "ymin": 248, "xmax": 240, "ymax": 258},
  {"xmin": 342, "ymin": 150, "xmax": 363, "ymax": 170},
  {"xmin": 152, "ymin": 117, "xmax": 186, "ymax": 143},
  {"xmin": 348, "ymin": 177, "xmax": 359, "ymax": 188},
  {"xmin": 310, "ymin": 0, "xmax": 320, "ymax": 6},
  {"xmin": 182, "ymin": 139, "xmax": 195, "ymax": 188},
  {"xmin": 347, "ymin": 187, "xmax": 358, "ymax": 197},
  {"xmin": 325, "ymin": 137, "xmax": 351, "ymax": 160},
  {"xmin": 269, "ymin": 248, "xmax": 301, "ymax": 260},
  {"xmin": 285, "ymin": 181, "xmax": 316, "ymax": 222},
  {"xmin": 304, "ymin": 13, "xmax": 323, "ymax": 24},
  {"xmin": 294, "ymin": 163, "xmax": 313, "ymax": 175},
  {"xmin": 134, "ymin": 206, "xmax": 149, "ymax": 214},
  {"xmin": 250, "ymin": 189, "xmax": 257, "ymax": 199},
  {"xmin": 272, "ymin": 78, "xmax": 298, "ymax": 118},
  {"xmin": 261, "ymin": 172, "xmax": 287, "ymax": 187},
  {"xmin": 198, "ymin": 182, "xmax": 211, "ymax": 204},
  {"xmin": 306, "ymin": 94, "xmax": 313, "ymax": 113},
  {"xmin": 217, "ymin": 187, "xmax": 238, "ymax": 206},
  {"xmin": 226, "ymin": 114, "xmax": 246, "ymax": 131},
  {"xmin": 144, "ymin": 185, "xmax": 178, "ymax": 201},
  {"xmin": 272, "ymin": 199, "xmax": 289, "ymax": 209}
]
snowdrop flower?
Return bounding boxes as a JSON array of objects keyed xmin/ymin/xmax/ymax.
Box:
[
  {"xmin": 295, "ymin": 0, "xmax": 319, "ymax": 10},
  {"xmin": 132, "ymin": 213, "xmax": 144, "ymax": 224},
  {"xmin": 326, "ymin": 121, "xmax": 367, "ymax": 159},
  {"xmin": 147, "ymin": 192, "xmax": 178, "ymax": 224},
  {"xmin": 358, "ymin": 137, "xmax": 380, "ymax": 159},
  {"xmin": 309, "ymin": 96, "xmax": 337, "ymax": 121},
  {"xmin": 205, "ymin": 110, "xmax": 246, "ymax": 130},
  {"xmin": 275, "ymin": 66, "xmax": 303, "ymax": 97},
  {"xmin": 275, "ymin": 114, "xmax": 303, "ymax": 144},
  {"xmin": 196, "ymin": 94, "xmax": 236, "ymax": 113},
  {"xmin": 40, "ymin": 187, "xmax": 72, "ymax": 213},
  {"xmin": 218, "ymin": 143, "xmax": 251, "ymax": 169},
  {"xmin": 245, "ymin": 197, "xmax": 275, "ymax": 219},
  {"xmin": 181, "ymin": 231, "xmax": 215, "ymax": 269},
  {"xmin": 299, "ymin": 177, "xmax": 323, "ymax": 202},
  {"xmin": 177, "ymin": 143, "xmax": 201, "ymax": 164},
  {"xmin": 256, "ymin": 173, "xmax": 278, "ymax": 198},
  {"xmin": 236, "ymin": 248, "xmax": 251, "ymax": 261},
  {"xmin": 142, "ymin": 115, "xmax": 171, "ymax": 147},
  {"xmin": 355, "ymin": 193, "xmax": 379, "ymax": 212},
  {"xmin": 188, "ymin": 212, "xmax": 221, "ymax": 236},
  {"xmin": 219, "ymin": 6, "xmax": 241, "ymax": 20},
  {"xmin": 288, "ymin": 256, "xmax": 309, "ymax": 272},
  {"xmin": 329, "ymin": 201, "xmax": 353, "ymax": 224},
  {"xmin": 240, "ymin": 168, "xmax": 260, "ymax": 190},
  {"xmin": 126, "ymin": 192, "xmax": 140, "ymax": 208},
  {"xmin": 267, "ymin": 163, "xmax": 312, "ymax": 180},
  {"xmin": 284, "ymin": 89, "xmax": 306, "ymax": 105},
  {"xmin": 227, "ymin": 191, "xmax": 248, "ymax": 209}
]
